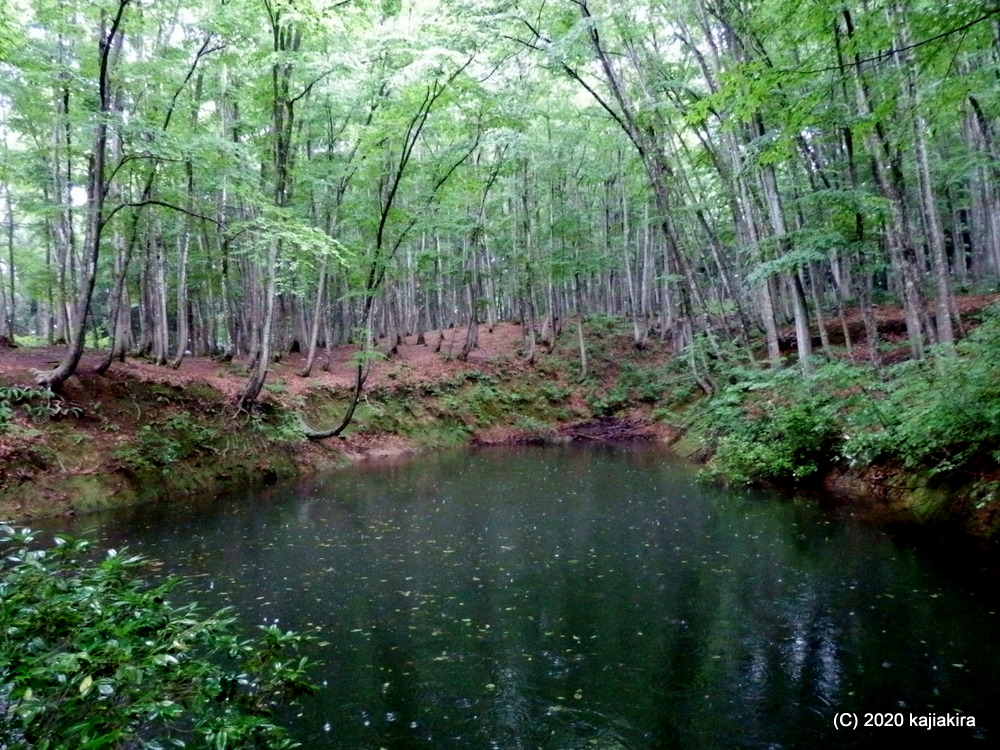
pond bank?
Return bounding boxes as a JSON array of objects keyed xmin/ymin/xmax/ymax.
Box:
[
  {"xmin": 0, "ymin": 324, "xmax": 669, "ymax": 522},
  {"xmin": 1, "ymin": 319, "xmax": 998, "ymax": 545}
]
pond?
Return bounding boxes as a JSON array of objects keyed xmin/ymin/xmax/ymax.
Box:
[{"xmin": 46, "ymin": 444, "xmax": 997, "ymax": 747}]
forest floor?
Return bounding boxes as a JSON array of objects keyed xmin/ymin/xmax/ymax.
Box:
[
  {"xmin": 773, "ymin": 292, "xmax": 1000, "ymax": 363},
  {"xmin": 0, "ymin": 322, "xmax": 530, "ymax": 401},
  {"xmin": 2, "ymin": 294, "xmax": 999, "ymax": 527},
  {"xmin": 2, "ymin": 292, "xmax": 997, "ymax": 389},
  {"xmin": 0, "ymin": 321, "xmax": 664, "ymax": 447}
]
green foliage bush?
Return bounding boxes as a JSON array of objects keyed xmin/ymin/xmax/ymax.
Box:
[
  {"xmin": 0, "ymin": 386, "xmax": 82, "ymax": 432},
  {"xmin": 114, "ymin": 414, "xmax": 221, "ymax": 471},
  {"xmin": 617, "ymin": 362, "xmax": 667, "ymax": 403},
  {"xmin": 582, "ymin": 314, "xmax": 622, "ymax": 337},
  {"xmin": 844, "ymin": 307, "xmax": 1000, "ymax": 475},
  {"xmin": 115, "ymin": 424, "xmax": 184, "ymax": 470},
  {"xmin": 539, "ymin": 382, "xmax": 573, "ymax": 404},
  {"xmin": 0, "ymin": 526, "xmax": 315, "ymax": 749},
  {"xmin": 712, "ymin": 397, "xmax": 839, "ymax": 483},
  {"xmin": 249, "ymin": 410, "xmax": 307, "ymax": 445},
  {"xmin": 587, "ymin": 383, "xmax": 630, "ymax": 416},
  {"xmin": 686, "ymin": 306, "xmax": 1000, "ymax": 485},
  {"xmin": 696, "ymin": 365, "xmax": 853, "ymax": 483}
]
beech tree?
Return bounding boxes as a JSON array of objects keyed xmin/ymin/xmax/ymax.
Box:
[{"xmin": 29, "ymin": 0, "xmax": 132, "ymax": 391}]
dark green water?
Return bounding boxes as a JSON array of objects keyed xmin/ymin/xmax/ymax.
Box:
[{"xmin": 47, "ymin": 445, "xmax": 998, "ymax": 748}]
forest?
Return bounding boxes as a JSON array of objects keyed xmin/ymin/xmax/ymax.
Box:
[
  {"xmin": 4, "ymin": 3, "xmax": 1000, "ymax": 746},
  {"xmin": 1, "ymin": 0, "xmax": 997, "ymax": 401}
]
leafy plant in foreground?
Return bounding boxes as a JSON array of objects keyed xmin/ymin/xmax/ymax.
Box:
[{"xmin": 0, "ymin": 526, "xmax": 315, "ymax": 749}]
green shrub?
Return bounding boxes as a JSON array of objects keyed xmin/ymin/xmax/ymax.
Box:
[
  {"xmin": 697, "ymin": 366, "xmax": 851, "ymax": 484},
  {"xmin": 249, "ymin": 410, "xmax": 307, "ymax": 445},
  {"xmin": 712, "ymin": 398, "xmax": 839, "ymax": 483},
  {"xmin": 114, "ymin": 425, "xmax": 184, "ymax": 471},
  {"xmin": 587, "ymin": 383, "xmax": 630, "ymax": 416},
  {"xmin": 539, "ymin": 382, "xmax": 573, "ymax": 404},
  {"xmin": 0, "ymin": 386, "xmax": 82, "ymax": 430},
  {"xmin": 686, "ymin": 314, "xmax": 1000, "ymax": 484},
  {"xmin": 617, "ymin": 362, "xmax": 667, "ymax": 403},
  {"xmin": 0, "ymin": 526, "xmax": 315, "ymax": 749},
  {"xmin": 846, "ymin": 308, "xmax": 1000, "ymax": 474},
  {"xmin": 115, "ymin": 414, "xmax": 221, "ymax": 471}
]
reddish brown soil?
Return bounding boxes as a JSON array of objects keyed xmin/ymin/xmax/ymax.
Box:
[
  {"xmin": 4, "ymin": 295, "xmax": 995, "ymax": 396},
  {"xmin": 0, "ymin": 323, "xmax": 528, "ymax": 400},
  {"xmin": 0, "ymin": 323, "xmax": 547, "ymax": 477},
  {"xmin": 779, "ymin": 293, "xmax": 1000, "ymax": 363}
]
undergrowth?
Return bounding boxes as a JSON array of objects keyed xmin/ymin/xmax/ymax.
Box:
[
  {"xmin": 0, "ymin": 386, "xmax": 82, "ymax": 432},
  {"xmin": 680, "ymin": 303, "xmax": 1000, "ymax": 486},
  {"xmin": 114, "ymin": 413, "xmax": 221, "ymax": 472}
]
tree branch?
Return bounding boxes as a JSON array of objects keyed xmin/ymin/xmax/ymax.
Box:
[{"xmin": 102, "ymin": 199, "xmax": 224, "ymax": 228}]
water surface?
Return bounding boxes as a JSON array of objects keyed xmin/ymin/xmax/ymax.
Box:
[{"xmin": 49, "ymin": 445, "xmax": 997, "ymax": 747}]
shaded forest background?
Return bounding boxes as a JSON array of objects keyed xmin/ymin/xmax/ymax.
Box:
[{"xmin": 1, "ymin": 0, "xmax": 999, "ymax": 406}]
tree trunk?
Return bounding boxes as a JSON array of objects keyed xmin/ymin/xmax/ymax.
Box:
[
  {"xmin": 460, "ymin": 236, "xmax": 479, "ymax": 361},
  {"xmin": 2, "ymin": 186, "xmax": 14, "ymax": 343},
  {"xmin": 299, "ymin": 257, "xmax": 327, "ymax": 377},
  {"xmin": 237, "ymin": 236, "xmax": 280, "ymax": 411},
  {"xmin": 35, "ymin": 1, "xmax": 131, "ymax": 390},
  {"xmin": 892, "ymin": 4, "xmax": 954, "ymax": 351},
  {"xmin": 845, "ymin": 8, "xmax": 925, "ymax": 359},
  {"xmin": 169, "ymin": 230, "xmax": 191, "ymax": 369}
]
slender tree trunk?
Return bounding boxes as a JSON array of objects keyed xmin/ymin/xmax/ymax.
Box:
[
  {"xmin": 2, "ymin": 186, "xmax": 14, "ymax": 343},
  {"xmin": 806, "ymin": 263, "xmax": 831, "ymax": 352},
  {"xmin": 845, "ymin": 8, "xmax": 925, "ymax": 359},
  {"xmin": 35, "ymin": 1, "xmax": 130, "ymax": 390},
  {"xmin": 460, "ymin": 234, "xmax": 480, "ymax": 361},
  {"xmin": 758, "ymin": 141, "xmax": 812, "ymax": 373},
  {"xmin": 299, "ymin": 257, "xmax": 327, "ymax": 376},
  {"xmin": 238, "ymin": 237, "xmax": 280, "ymax": 411},
  {"xmin": 169, "ymin": 231, "xmax": 190, "ymax": 369},
  {"xmin": 619, "ymin": 167, "xmax": 646, "ymax": 349},
  {"xmin": 238, "ymin": 7, "xmax": 301, "ymax": 408},
  {"xmin": 892, "ymin": 4, "xmax": 953, "ymax": 351},
  {"xmin": 300, "ymin": 299, "xmax": 375, "ymax": 439},
  {"xmin": 152, "ymin": 234, "xmax": 169, "ymax": 366}
]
